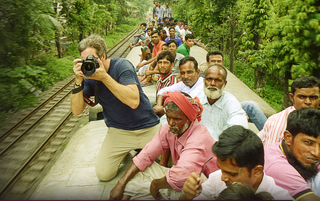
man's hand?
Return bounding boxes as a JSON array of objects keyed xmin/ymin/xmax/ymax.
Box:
[
  {"xmin": 73, "ymin": 59, "xmax": 84, "ymax": 84},
  {"xmin": 137, "ymin": 62, "xmax": 145, "ymax": 69},
  {"xmin": 84, "ymin": 59, "xmax": 108, "ymax": 81},
  {"xmin": 150, "ymin": 179, "xmax": 162, "ymax": 200},
  {"xmin": 109, "ymin": 182, "xmax": 125, "ymax": 200},
  {"xmin": 180, "ymin": 172, "xmax": 202, "ymax": 200}
]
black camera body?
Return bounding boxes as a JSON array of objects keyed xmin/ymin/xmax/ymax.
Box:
[{"xmin": 80, "ymin": 54, "xmax": 99, "ymax": 77}]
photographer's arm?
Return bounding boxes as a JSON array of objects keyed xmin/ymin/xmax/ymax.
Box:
[
  {"xmin": 102, "ymin": 75, "xmax": 140, "ymax": 109},
  {"xmin": 71, "ymin": 60, "xmax": 87, "ymax": 115},
  {"xmin": 71, "ymin": 90, "xmax": 87, "ymax": 115},
  {"xmin": 91, "ymin": 59, "xmax": 140, "ymax": 109}
]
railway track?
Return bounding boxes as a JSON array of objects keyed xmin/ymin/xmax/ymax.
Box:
[{"xmin": 0, "ymin": 27, "xmax": 139, "ymax": 200}]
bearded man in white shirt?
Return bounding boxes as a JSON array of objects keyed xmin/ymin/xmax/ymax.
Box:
[{"xmin": 193, "ymin": 64, "xmax": 248, "ymax": 140}]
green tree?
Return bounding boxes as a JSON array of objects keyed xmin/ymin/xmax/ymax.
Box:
[
  {"xmin": 0, "ymin": 0, "xmax": 56, "ymax": 68},
  {"xmin": 265, "ymin": 0, "xmax": 320, "ymax": 107},
  {"xmin": 239, "ymin": 0, "xmax": 270, "ymax": 92}
]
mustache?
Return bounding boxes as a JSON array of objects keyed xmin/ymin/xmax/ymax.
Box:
[
  {"xmin": 206, "ymin": 86, "xmax": 218, "ymax": 90},
  {"xmin": 169, "ymin": 125, "xmax": 179, "ymax": 130}
]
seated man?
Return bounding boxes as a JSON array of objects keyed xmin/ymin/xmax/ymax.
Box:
[
  {"xmin": 136, "ymin": 46, "xmax": 152, "ymax": 81},
  {"xmin": 129, "ymin": 23, "xmax": 147, "ymax": 48},
  {"xmin": 166, "ymin": 39, "xmax": 185, "ymax": 77},
  {"xmin": 204, "ymin": 50, "xmax": 267, "ymax": 131},
  {"xmin": 264, "ymin": 108, "xmax": 320, "ymax": 201},
  {"xmin": 139, "ymin": 30, "xmax": 165, "ymax": 86},
  {"xmin": 258, "ymin": 76, "xmax": 320, "ymax": 148},
  {"xmin": 161, "ymin": 29, "xmax": 168, "ymax": 41},
  {"xmin": 155, "ymin": 50, "xmax": 179, "ymax": 94},
  {"xmin": 193, "ymin": 64, "xmax": 248, "ymax": 141},
  {"xmin": 154, "ymin": 56, "xmax": 203, "ymax": 118},
  {"xmin": 144, "ymin": 27, "xmax": 153, "ymax": 46},
  {"xmin": 176, "ymin": 33, "xmax": 195, "ymax": 57},
  {"xmin": 180, "ymin": 23, "xmax": 188, "ymax": 42},
  {"xmin": 161, "ymin": 43, "xmax": 168, "ymax": 51},
  {"xmin": 165, "ymin": 27, "xmax": 182, "ymax": 47},
  {"xmin": 109, "ymin": 91, "xmax": 219, "ymax": 200},
  {"xmin": 180, "ymin": 125, "xmax": 293, "ymax": 200}
]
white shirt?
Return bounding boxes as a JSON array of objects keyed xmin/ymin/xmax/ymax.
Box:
[
  {"xmin": 158, "ymin": 77, "xmax": 204, "ymax": 97},
  {"xmin": 194, "ymin": 170, "xmax": 293, "ymax": 200},
  {"xmin": 194, "ymin": 90, "xmax": 248, "ymax": 141}
]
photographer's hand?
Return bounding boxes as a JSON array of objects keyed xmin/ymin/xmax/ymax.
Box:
[
  {"xmin": 73, "ymin": 59, "xmax": 84, "ymax": 85},
  {"xmin": 85, "ymin": 59, "xmax": 109, "ymax": 81}
]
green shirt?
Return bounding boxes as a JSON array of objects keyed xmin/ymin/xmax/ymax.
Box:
[{"xmin": 176, "ymin": 43, "xmax": 190, "ymax": 57}]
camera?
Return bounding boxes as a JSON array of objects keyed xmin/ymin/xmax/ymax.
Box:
[{"xmin": 80, "ymin": 54, "xmax": 99, "ymax": 77}]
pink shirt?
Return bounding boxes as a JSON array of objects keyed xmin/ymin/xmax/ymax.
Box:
[
  {"xmin": 133, "ymin": 120, "xmax": 219, "ymax": 192},
  {"xmin": 258, "ymin": 106, "xmax": 295, "ymax": 148},
  {"xmin": 264, "ymin": 142, "xmax": 320, "ymax": 200},
  {"xmin": 152, "ymin": 40, "xmax": 165, "ymax": 58}
]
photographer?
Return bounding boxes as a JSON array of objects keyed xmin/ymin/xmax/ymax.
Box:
[{"xmin": 71, "ymin": 34, "xmax": 161, "ymax": 181}]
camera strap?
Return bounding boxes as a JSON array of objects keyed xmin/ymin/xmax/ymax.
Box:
[{"xmin": 83, "ymin": 81, "xmax": 99, "ymax": 107}]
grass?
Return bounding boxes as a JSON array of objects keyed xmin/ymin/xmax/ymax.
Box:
[{"xmin": 223, "ymin": 56, "xmax": 284, "ymax": 112}]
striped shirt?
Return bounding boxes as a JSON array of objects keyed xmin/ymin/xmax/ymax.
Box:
[
  {"xmin": 156, "ymin": 72, "xmax": 179, "ymax": 95},
  {"xmin": 194, "ymin": 90, "xmax": 248, "ymax": 141},
  {"xmin": 258, "ymin": 106, "xmax": 295, "ymax": 148}
]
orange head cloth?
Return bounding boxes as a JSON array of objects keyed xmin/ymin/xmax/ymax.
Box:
[{"xmin": 163, "ymin": 91, "xmax": 203, "ymax": 122}]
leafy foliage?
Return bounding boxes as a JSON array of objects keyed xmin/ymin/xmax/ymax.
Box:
[
  {"xmin": 171, "ymin": 0, "xmax": 319, "ymax": 110},
  {"xmin": 0, "ymin": 0, "xmax": 150, "ymax": 125}
]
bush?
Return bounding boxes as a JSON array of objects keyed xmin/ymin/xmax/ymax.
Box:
[
  {"xmin": 0, "ymin": 56, "xmax": 73, "ymax": 112},
  {"xmin": 223, "ymin": 55, "xmax": 284, "ymax": 112}
]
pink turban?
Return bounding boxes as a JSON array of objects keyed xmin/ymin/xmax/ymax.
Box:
[{"xmin": 163, "ymin": 91, "xmax": 203, "ymax": 122}]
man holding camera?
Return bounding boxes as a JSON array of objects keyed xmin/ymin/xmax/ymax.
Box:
[{"xmin": 71, "ymin": 34, "xmax": 161, "ymax": 181}]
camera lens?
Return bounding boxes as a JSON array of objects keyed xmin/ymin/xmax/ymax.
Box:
[
  {"xmin": 81, "ymin": 54, "xmax": 99, "ymax": 77},
  {"xmin": 85, "ymin": 63, "xmax": 94, "ymax": 71}
]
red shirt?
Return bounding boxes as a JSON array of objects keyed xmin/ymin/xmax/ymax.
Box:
[{"xmin": 152, "ymin": 41, "xmax": 165, "ymax": 58}]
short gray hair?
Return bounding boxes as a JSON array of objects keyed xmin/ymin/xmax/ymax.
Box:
[
  {"xmin": 204, "ymin": 64, "xmax": 228, "ymax": 81},
  {"xmin": 78, "ymin": 34, "xmax": 108, "ymax": 58}
]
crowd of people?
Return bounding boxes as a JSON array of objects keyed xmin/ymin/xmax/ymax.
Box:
[{"xmin": 70, "ymin": 5, "xmax": 320, "ymax": 200}]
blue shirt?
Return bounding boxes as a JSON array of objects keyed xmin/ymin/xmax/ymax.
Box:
[
  {"xmin": 165, "ymin": 36, "xmax": 182, "ymax": 47},
  {"xmin": 83, "ymin": 58, "xmax": 159, "ymax": 130}
]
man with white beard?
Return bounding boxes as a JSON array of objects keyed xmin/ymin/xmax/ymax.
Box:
[{"xmin": 193, "ymin": 64, "xmax": 248, "ymax": 141}]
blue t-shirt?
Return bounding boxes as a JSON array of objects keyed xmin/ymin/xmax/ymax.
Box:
[
  {"xmin": 165, "ymin": 36, "xmax": 182, "ymax": 47},
  {"xmin": 83, "ymin": 58, "xmax": 159, "ymax": 130}
]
